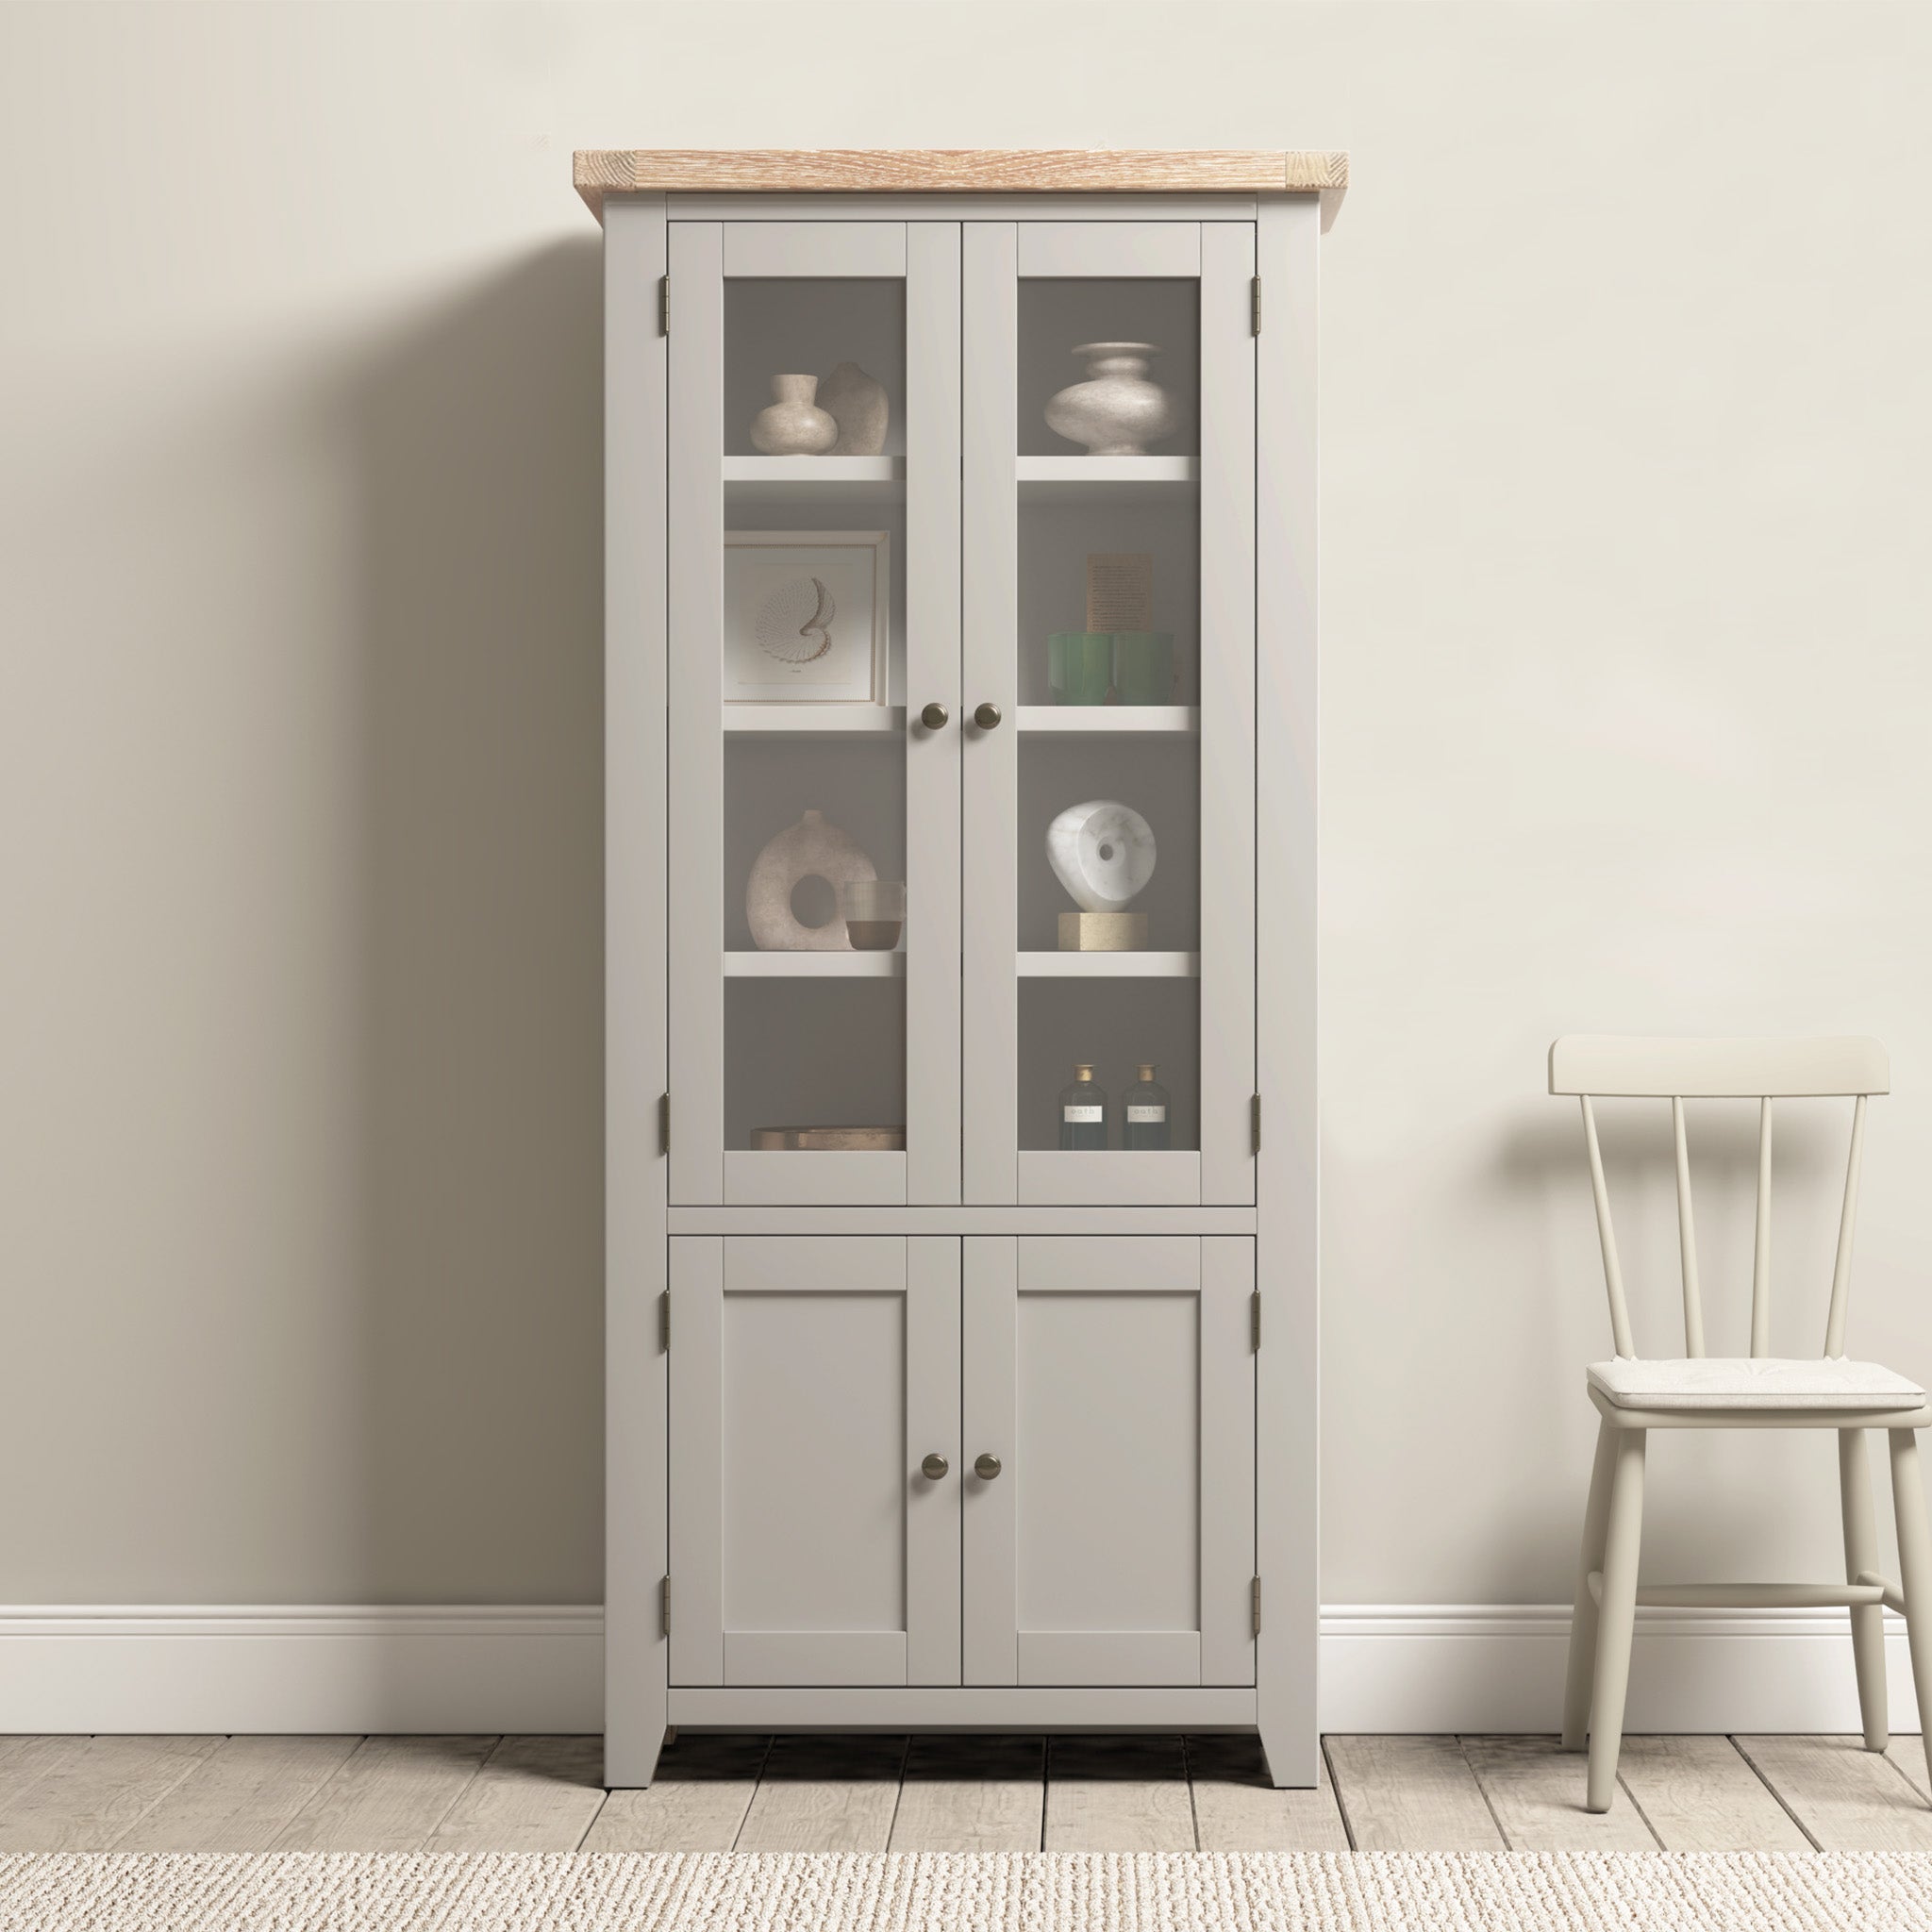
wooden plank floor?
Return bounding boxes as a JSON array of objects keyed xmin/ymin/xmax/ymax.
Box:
[{"xmin": 1, "ymin": 1734, "xmax": 1927, "ymax": 1851}]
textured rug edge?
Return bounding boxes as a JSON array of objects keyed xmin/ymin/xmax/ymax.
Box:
[{"xmin": 4, "ymin": 1848, "xmax": 1931, "ymax": 1932}]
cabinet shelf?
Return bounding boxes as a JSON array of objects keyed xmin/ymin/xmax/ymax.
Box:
[
  {"xmin": 725, "ymin": 951, "xmax": 905, "ymax": 977},
  {"xmin": 1016, "ymin": 707, "xmax": 1198, "ymax": 736},
  {"xmin": 724, "ymin": 705, "xmax": 905, "ymax": 738},
  {"xmin": 1018, "ymin": 952, "xmax": 1199, "ymax": 978},
  {"xmin": 1016, "ymin": 456, "xmax": 1197, "ymax": 501},
  {"xmin": 724, "ymin": 456, "xmax": 905, "ymax": 503}
]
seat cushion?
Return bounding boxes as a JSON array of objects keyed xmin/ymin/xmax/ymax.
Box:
[{"xmin": 1589, "ymin": 1356, "xmax": 1925, "ymax": 1411}]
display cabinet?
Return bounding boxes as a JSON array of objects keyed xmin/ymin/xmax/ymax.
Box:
[{"xmin": 581, "ymin": 148, "xmax": 1340, "ymax": 1789}]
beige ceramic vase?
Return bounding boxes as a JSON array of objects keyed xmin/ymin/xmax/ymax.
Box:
[
  {"xmin": 817, "ymin": 360, "xmax": 890, "ymax": 455},
  {"xmin": 750, "ymin": 374, "xmax": 838, "ymax": 456},
  {"xmin": 745, "ymin": 809, "xmax": 877, "ymax": 950},
  {"xmin": 1044, "ymin": 342, "xmax": 1178, "ymax": 456}
]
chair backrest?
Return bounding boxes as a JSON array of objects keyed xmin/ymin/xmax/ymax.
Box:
[{"xmin": 1548, "ymin": 1036, "xmax": 1889, "ymax": 1362}]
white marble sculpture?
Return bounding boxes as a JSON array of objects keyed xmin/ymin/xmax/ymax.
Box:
[
  {"xmin": 817, "ymin": 360, "xmax": 889, "ymax": 456},
  {"xmin": 1045, "ymin": 799, "xmax": 1157, "ymax": 912},
  {"xmin": 749, "ymin": 374, "xmax": 838, "ymax": 455},
  {"xmin": 1044, "ymin": 342, "xmax": 1178, "ymax": 457},
  {"xmin": 746, "ymin": 809, "xmax": 876, "ymax": 950}
]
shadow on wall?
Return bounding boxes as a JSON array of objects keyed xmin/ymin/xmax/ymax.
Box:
[{"xmin": 347, "ymin": 236, "xmax": 606, "ymax": 1606}]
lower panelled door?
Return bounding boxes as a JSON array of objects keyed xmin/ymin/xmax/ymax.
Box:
[
  {"xmin": 668, "ymin": 1236, "xmax": 961, "ymax": 1687},
  {"xmin": 961, "ymin": 1236, "xmax": 1257, "ymax": 1687}
]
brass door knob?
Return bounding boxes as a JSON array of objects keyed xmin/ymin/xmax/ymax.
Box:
[
  {"xmin": 974, "ymin": 703, "xmax": 1003, "ymax": 730},
  {"xmin": 974, "ymin": 1452, "xmax": 1002, "ymax": 1480},
  {"xmin": 920, "ymin": 702, "xmax": 950, "ymax": 730},
  {"xmin": 921, "ymin": 1453, "xmax": 950, "ymax": 1480}
]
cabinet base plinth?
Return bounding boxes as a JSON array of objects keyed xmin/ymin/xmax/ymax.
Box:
[{"xmin": 668, "ymin": 1686, "xmax": 1257, "ymax": 1727}]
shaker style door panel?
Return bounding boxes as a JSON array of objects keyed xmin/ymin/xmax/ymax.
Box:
[
  {"xmin": 960, "ymin": 1236, "xmax": 1256, "ymax": 1687},
  {"xmin": 959, "ymin": 221, "xmax": 1257, "ymax": 1207},
  {"xmin": 666, "ymin": 219, "xmax": 962, "ymax": 1208},
  {"xmin": 668, "ymin": 1235, "xmax": 961, "ymax": 1688}
]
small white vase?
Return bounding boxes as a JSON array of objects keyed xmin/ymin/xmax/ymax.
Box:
[
  {"xmin": 1044, "ymin": 342, "xmax": 1178, "ymax": 457},
  {"xmin": 817, "ymin": 360, "xmax": 889, "ymax": 455},
  {"xmin": 750, "ymin": 374, "xmax": 838, "ymax": 456}
]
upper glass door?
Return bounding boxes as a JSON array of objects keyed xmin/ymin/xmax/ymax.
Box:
[
  {"xmin": 961, "ymin": 222, "xmax": 1257, "ymax": 1206},
  {"xmin": 668, "ymin": 221, "xmax": 961, "ymax": 1206}
]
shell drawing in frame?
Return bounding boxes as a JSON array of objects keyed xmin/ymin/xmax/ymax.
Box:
[
  {"xmin": 756, "ymin": 575, "xmax": 837, "ymax": 667},
  {"xmin": 1045, "ymin": 799, "xmax": 1157, "ymax": 912}
]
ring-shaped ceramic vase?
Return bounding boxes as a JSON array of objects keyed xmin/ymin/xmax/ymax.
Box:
[{"xmin": 746, "ymin": 809, "xmax": 877, "ymax": 949}]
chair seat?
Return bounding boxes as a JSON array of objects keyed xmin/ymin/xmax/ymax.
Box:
[{"xmin": 1588, "ymin": 1356, "xmax": 1925, "ymax": 1411}]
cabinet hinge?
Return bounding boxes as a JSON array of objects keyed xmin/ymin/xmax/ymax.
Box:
[
  {"xmin": 1251, "ymin": 1092, "xmax": 1262, "ymax": 1155},
  {"xmin": 1251, "ymin": 276, "xmax": 1262, "ymax": 335},
  {"xmin": 659, "ymin": 1289, "xmax": 671, "ymax": 1353},
  {"xmin": 660, "ymin": 1091, "xmax": 672, "ymax": 1158},
  {"xmin": 1251, "ymin": 1290, "xmax": 1261, "ymax": 1353},
  {"xmin": 1252, "ymin": 1575, "xmax": 1262, "ymax": 1636},
  {"xmin": 658, "ymin": 275, "xmax": 670, "ymax": 336},
  {"xmin": 662, "ymin": 1574, "xmax": 672, "ymax": 1638}
]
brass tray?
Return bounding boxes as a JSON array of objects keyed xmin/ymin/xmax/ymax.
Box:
[{"xmin": 750, "ymin": 1125, "xmax": 907, "ymax": 1152}]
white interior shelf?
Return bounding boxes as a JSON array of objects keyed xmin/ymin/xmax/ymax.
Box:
[
  {"xmin": 724, "ymin": 705, "xmax": 906, "ymax": 737},
  {"xmin": 1015, "ymin": 456, "xmax": 1197, "ymax": 500},
  {"xmin": 724, "ymin": 455, "xmax": 905, "ymax": 502},
  {"xmin": 1017, "ymin": 952, "xmax": 1200, "ymax": 978},
  {"xmin": 725, "ymin": 951, "xmax": 906, "ymax": 977},
  {"xmin": 1016, "ymin": 707, "xmax": 1198, "ymax": 736}
]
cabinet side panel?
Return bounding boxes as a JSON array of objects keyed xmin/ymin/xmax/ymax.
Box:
[
  {"xmin": 605, "ymin": 193, "xmax": 670, "ymax": 1788},
  {"xmin": 1254, "ymin": 196, "xmax": 1320, "ymax": 1787},
  {"xmin": 960, "ymin": 225, "xmax": 1019, "ymax": 1204},
  {"xmin": 667, "ymin": 222, "xmax": 725, "ymax": 1201},
  {"xmin": 1200, "ymin": 223, "xmax": 1258, "ymax": 1205},
  {"xmin": 907, "ymin": 224, "xmax": 964, "ymax": 1204}
]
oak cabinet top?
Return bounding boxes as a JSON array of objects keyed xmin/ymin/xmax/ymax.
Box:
[{"xmin": 574, "ymin": 148, "xmax": 1348, "ymax": 220}]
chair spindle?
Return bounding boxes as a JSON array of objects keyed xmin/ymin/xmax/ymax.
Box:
[
  {"xmin": 1580, "ymin": 1095, "xmax": 1635, "ymax": 1358},
  {"xmin": 1824, "ymin": 1092, "xmax": 1869, "ymax": 1360},
  {"xmin": 1672, "ymin": 1095, "xmax": 1705, "ymax": 1357},
  {"xmin": 1750, "ymin": 1096, "xmax": 1774, "ymax": 1357}
]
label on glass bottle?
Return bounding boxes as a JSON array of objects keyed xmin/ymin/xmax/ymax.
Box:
[
  {"xmin": 1062, "ymin": 1106, "xmax": 1104, "ymax": 1123},
  {"xmin": 1127, "ymin": 1106, "xmax": 1167, "ymax": 1123}
]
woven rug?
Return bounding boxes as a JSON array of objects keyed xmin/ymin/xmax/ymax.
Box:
[{"xmin": 3, "ymin": 1850, "xmax": 1930, "ymax": 1930}]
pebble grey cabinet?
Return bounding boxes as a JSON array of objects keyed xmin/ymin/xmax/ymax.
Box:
[{"xmin": 581, "ymin": 149, "xmax": 1339, "ymax": 1790}]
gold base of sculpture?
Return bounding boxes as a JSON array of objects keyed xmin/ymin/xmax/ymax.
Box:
[{"xmin": 1058, "ymin": 911, "xmax": 1148, "ymax": 952}]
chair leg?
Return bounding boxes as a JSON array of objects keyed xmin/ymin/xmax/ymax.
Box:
[
  {"xmin": 1587, "ymin": 1428, "xmax": 1645, "ymax": 1813},
  {"xmin": 1840, "ymin": 1427, "xmax": 1888, "ymax": 1751},
  {"xmin": 1562, "ymin": 1420, "xmax": 1617, "ymax": 1750},
  {"xmin": 1889, "ymin": 1428, "xmax": 1932, "ymax": 1800}
]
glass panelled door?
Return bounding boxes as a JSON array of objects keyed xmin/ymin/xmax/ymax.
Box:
[
  {"xmin": 961, "ymin": 224, "xmax": 1257, "ymax": 1206},
  {"xmin": 668, "ymin": 223, "xmax": 961, "ymax": 1206}
]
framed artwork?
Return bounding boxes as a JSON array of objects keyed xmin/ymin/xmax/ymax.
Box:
[{"xmin": 722, "ymin": 530, "xmax": 891, "ymax": 705}]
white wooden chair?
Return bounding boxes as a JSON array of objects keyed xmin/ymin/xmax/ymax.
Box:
[{"xmin": 1551, "ymin": 1035, "xmax": 1932, "ymax": 1813}]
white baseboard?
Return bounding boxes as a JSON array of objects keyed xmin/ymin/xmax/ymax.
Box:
[
  {"xmin": 0, "ymin": 1603, "xmax": 1913, "ymax": 1735},
  {"xmin": 1322, "ymin": 1604, "xmax": 1922, "ymax": 1734},
  {"xmin": 0, "ymin": 1607, "xmax": 602, "ymax": 1734}
]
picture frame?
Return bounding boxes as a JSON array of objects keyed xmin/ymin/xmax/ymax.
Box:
[{"xmin": 722, "ymin": 530, "xmax": 891, "ymax": 705}]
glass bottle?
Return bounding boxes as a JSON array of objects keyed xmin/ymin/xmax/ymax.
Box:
[
  {"xmin": 1058, "ymin": 1063, "xmax": 1108, "ymax": 1151},
  {"xmin": 1123, "ymin": 1063, "xmax": 1172, "ymax": 1150}
]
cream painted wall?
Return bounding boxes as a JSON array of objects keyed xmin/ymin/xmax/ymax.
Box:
[{"xmin": 2, "ymin": 1, "xmax": 1929, "ymax": 1607}]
